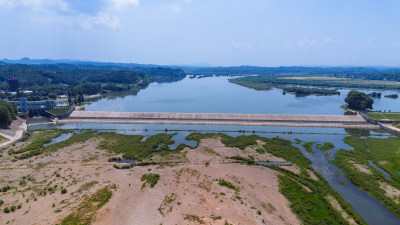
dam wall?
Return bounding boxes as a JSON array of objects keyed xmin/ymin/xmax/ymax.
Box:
[{"xmin": 57, "ymin": 111, "xmax": 379, "ymax": 129}]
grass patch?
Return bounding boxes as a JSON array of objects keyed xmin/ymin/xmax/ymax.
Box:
[
  {"xmin": 229, "ymin": 78, "xmax": 272, "ymax": 91},
  {"xmin": 216, "ymin": 179, "xmax": 239, "ymax": 192},
  {"xmin": 333, "ymin": 136, "xmax": 400, "ymax": 217},
  {"xmin": 278, "ymin": 175, "xmax": 355, "ymax": 224},
  {"xmin": 13, "ymin": 131, "xmax": 181, "ymax": 161},
  {"xmin": 186, "ymin": 133, "xmax": 259, "ymax": 150},
  {"xmin": 263, "ymin": 137, "xmax": 311, "ymax": 167},
  {"xmin": 366, "ymin": 113, "xmax": 400, "ymax": 121},
  {"xmin": 319, "ymin": 142, "xmax": 335, "ymax": 151},
  {"xmin": 75, "ymin": 181, "xmax": 98, "ymax": 194},
  {"xmin": 12, "ymin": 130, "xmax": 95, "ymax": 160},
  {"xmin": 141, "ymin": 173, "xmax": 160, "ymax": 189},
  {"xmin": 11, "ymin": 130, "xmax": 67, "ymax": 159},
  {"xmin": 302, "ymin": 142, "xmax": 315, "ymax": 152},
  {"xmin": 61, "ymin": 186, "xmax": 112, "ymax": 225},
  {"xmin": 98, "ymin": 133, "xmax": 177, "ymax": 160}
]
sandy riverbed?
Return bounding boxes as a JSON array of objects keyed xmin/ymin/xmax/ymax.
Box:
[{"xmin": 0, "ymin": 135, "xmax": 300, "ymax": 225}]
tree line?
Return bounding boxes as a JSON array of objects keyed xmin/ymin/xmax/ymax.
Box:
[
  {"xmin": 0, "ymin": 102, "xmax": 17, "ymax": 127},
  {"xmin": 282, "ymin": 87, "xmax": 340, "ymax": 97},
  {"xmin": 0, "ymin": 64, "xmax": 186, "ymax": 101}
]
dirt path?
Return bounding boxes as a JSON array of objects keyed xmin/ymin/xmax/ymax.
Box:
[{"xmin": 0, "ymin": 117, "xmax": 27, "ymax": 148}]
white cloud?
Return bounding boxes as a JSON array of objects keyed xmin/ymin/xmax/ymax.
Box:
[
  {"xmin": 231, "ymin": 41, "xmax": 253, "ymax": 51},
  {"xmin": 0, "ymin": 0, "xmax": 16, "ymax": 7},
  {"xmin": 363, "ymin": 37, "xmax": 375, "ymax": 48},
  {"xmin": 89, "ymin": 12, "xmax": 121, "ymax": 30},
  {"xmin": 172, "ymin": 5, "xmax": 181, "ymax": 13},
  {"xmin": 0, "ymin": 0, "xmax": 138, "ymax": 30},
  {"xmin": 33, "ymin": 11, "xmax": 122, "ymax": 30},
  {"xmin": 0, "ymin": 0, "xmax": 68, "ymax": 11},
  {"xmin": 297, "ymin": 38, "xmax": 336, "ymax": 49},
  {"xmin": 109, "ymin": 0, "xmax": 139, "ymax": 9}
]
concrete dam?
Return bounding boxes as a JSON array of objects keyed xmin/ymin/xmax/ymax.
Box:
[{"xmin": 57, "ymin": 111, "xmax": 379, "ymax": 129}]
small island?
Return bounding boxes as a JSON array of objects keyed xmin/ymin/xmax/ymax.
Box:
[{"xmin": 282, "ymin": 87, "xmax": 340, "ymax": 97}]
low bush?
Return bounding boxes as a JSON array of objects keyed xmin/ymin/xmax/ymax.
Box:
[
  {"xmin": 141, "ymin": 173, "xmax": 160, "ymax": 189},
  {"xmin": 216, "ymin": 179, "xmax": 240, "ymax": 192}
]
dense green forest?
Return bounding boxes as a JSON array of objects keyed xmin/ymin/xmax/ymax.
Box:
[
  {"xmin": 0, "ymin": 64, "xmax": 186, "ymax": 101},
  {"xmin": 0, "ymin": 102, "xmax": 17, "ymax": 126}
]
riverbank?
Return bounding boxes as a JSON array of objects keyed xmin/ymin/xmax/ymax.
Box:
[
  {"xmin": 0, "ymin": 131, "xmax": 303, "ymax": 225},
  {"xmin": 0, "ymin": 117, "xmax": 27, "ymax": 148}
]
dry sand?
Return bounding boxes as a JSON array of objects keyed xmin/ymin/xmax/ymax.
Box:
[
  {"xmin": 351, "ymin": 161, "xmax": 372, "ymax": 175},
  {"xmin": 0, "ymin": 117, "xmax": 27, "ymax": 148},
  {"xmin": 0, "ymin": 136, "xmax": 300, "ymax": 225}
]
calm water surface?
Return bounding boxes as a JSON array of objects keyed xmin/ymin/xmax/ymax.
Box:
[{"xmin": 85, "ymin": 76, "xmax": 400, "ymax": 114}]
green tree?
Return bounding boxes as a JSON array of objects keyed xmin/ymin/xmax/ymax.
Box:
[
  {"xmin": 5, "ymin": 102, "xmax": 17, "ymax": 118},
  {"xmin": 68, "ymin": 96, "xmax": 72, "ymax": 106},
  {"xmin": 345, "ymin": 90, "xmax": 374, "ymax": 111},
  {"xmin": 0, "ymin": 105, "xmax": 12, "ymax": 126}
]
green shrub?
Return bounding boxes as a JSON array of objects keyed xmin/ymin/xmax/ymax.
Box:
[
  {"xmin": 4, "ymin": 207, "xmax": 10, "ymax": 213},
  {"xmin": 319, "ymin": 142, "xmax": 335, "ymax": 151},
  {"xmin": 216, "ymin": 179, "xmax": 239, "ymax": 192},
  {"xmin": 61, "ymin": 189, "xmax": 67, "ymax": 194},
  {"xmin": 141, "ymin": 174, "xmax": 160, "ymax": 189},
  {"xmin": 302, "ymin": 142, "xmax": 315, "ymax": 152}
]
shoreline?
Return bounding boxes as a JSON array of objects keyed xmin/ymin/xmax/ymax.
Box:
[{"xmin": 0, "ymin": 117, "xmax": 27, "ymax": 148}]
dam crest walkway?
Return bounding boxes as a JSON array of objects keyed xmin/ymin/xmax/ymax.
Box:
[{"xmin": 57, "ymin": 111, "xmax": 379, "ymax": 129}]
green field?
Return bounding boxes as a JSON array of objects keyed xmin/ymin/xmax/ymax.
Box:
[
  {"xmin": 229, "ymin": 75, "xmax": 400, "ymax": 90},
  {"xmin": 366, "ymin": 113, "xmax": 400, "ymax": 120}
]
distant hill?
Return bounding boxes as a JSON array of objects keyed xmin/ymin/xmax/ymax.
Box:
[
  {"xmin": 184, "ymin": 65, "xmax": 400, "ymax": 75},
  {"xmin": 0, "ymin": 63, "xmax": 186, "ymax": 88},
  {"xmin": 2, "ymin": 57, "xmax": 400, "ymax": 81},
  {"xmin": 2, "ymin": 57, "xmax": 165, "ymax": 69}
]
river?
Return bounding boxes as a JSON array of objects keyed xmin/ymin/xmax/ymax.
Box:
[{"xmin": 28, "ymin": 76, "xmax": 400, "ymax": 224}]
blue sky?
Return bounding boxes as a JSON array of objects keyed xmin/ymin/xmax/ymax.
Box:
[{"xmin": 0, "ymin": 0, "xmax": 399, "ymax": 66}]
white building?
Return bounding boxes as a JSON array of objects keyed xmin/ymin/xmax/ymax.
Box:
[{"xmin": 3, "ymin": 97, "xmax": 55, "ymax": 113}]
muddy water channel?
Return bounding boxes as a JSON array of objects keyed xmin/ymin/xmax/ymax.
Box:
[{"xmin": 28, "ymin": 76, "xmax": 400, "ymax": 224}]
